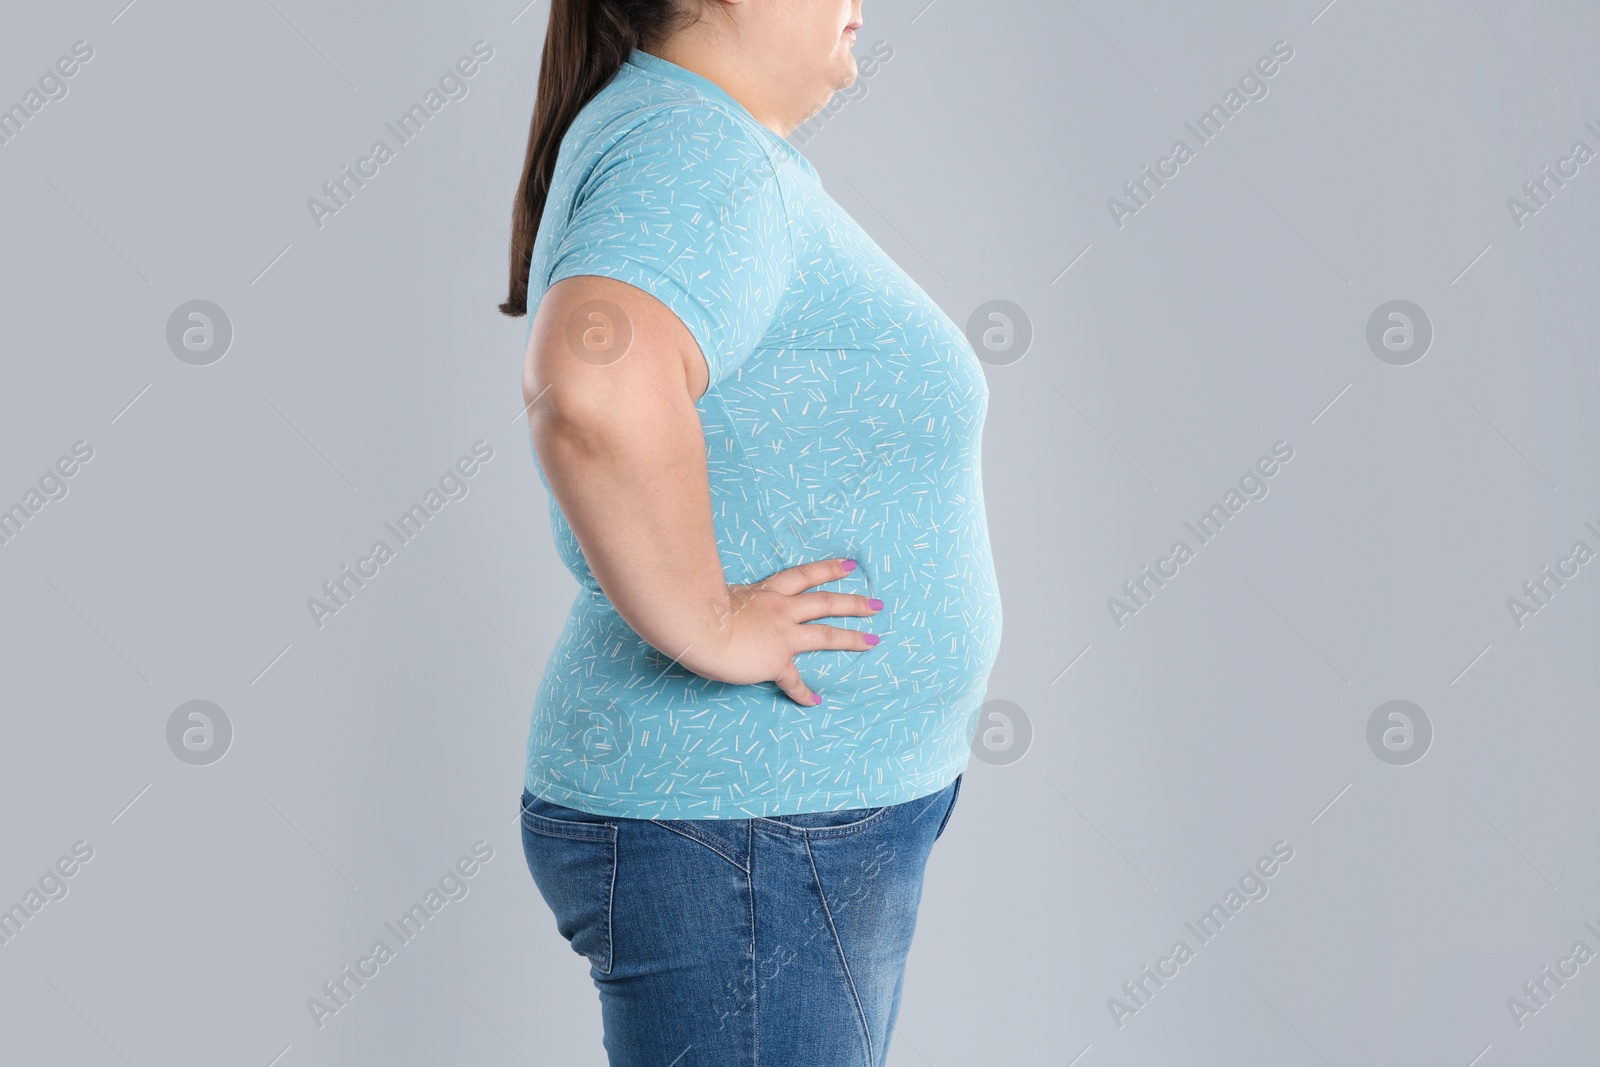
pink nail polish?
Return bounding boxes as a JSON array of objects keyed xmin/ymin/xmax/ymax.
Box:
[
  {"xmin": 862, "ymin": 633, "xmax": 880, "ymax": 646},
  {"xmin": 812, "ymin": 693, "xmax": 823, "ymax": 705},
  {"xmin": 867, "ymin": 598, "xmax": 883, "ymax": 610},
  {"xmin": 840, "ymin": 559, "xmax": 857, "ymax": 571}
]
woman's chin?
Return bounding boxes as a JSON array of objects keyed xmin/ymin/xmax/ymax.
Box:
[{"xmin": 832, "ymin": 57, "xmax": 859, "ymax": 92}]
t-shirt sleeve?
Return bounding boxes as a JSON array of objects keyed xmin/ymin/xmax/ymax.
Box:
[{"xmin": 544, "ymin": 106, "xmax": 795, "ymax": 387}]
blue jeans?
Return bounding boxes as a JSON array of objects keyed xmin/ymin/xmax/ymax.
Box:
[{"xmin": 519, "ymin": 774, "xmax": 963, "ymax": 1066}]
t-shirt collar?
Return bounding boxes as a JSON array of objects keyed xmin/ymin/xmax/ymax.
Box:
[
  {"xmin": 624, "ymin": 48, "xmax": 819, "ymax": 178},
  {"xmin": 626, "ymin": 48, "xmax": 752, "ymax": 117}
]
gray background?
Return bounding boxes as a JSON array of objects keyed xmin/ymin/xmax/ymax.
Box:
[{"xmin": 2, "ymin": 0, "xmax": 1597, "ymax": 1064}]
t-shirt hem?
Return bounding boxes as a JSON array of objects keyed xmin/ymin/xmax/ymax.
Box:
[{"xmin": 523, "ymin": 754, "xmax": 970, "ymax": 821}]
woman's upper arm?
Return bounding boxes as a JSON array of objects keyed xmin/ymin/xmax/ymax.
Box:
[{"xmin": 523, "ymin": 274, "xmax": 709, "ymax": 424}]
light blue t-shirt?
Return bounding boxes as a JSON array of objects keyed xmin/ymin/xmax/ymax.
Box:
[{"xmin": 521, "ymin": 48, "xmax": 1002, "ymax": 818}]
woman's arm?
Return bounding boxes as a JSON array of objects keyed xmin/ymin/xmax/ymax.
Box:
[{"xmin": 523, "ymin": 274, "xmax": 881, "ymax": 706}]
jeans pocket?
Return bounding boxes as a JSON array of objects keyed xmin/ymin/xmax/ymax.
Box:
[
  {"xmin": 758, "ymin": 804, "xmax": 890, "ymax": 838},
  {"xmin": 520, "ymin": 794, "xmax": 617, "ymax": 975},
  {"xmin": 933, "ymin": 774, "xmax": 962, "ymax": 843}
]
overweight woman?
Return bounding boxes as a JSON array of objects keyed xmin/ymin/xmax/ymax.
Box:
[{"xmin": 499, "ymin": 1, "xmax": 1001, "ymax": 1063}]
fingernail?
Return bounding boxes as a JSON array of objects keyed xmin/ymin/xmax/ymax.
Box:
[
  {"xmin": 812, "ymin": 693, "xmax": 823, "ymax": 705},
  {"xmin": 867, "ymin": 598, "xmax": 884, "ymax": 610},
  {"xmin": 841, "ymin": 559, "xmax": 857, "ymax": 571},
  {"xmin": 862, "ymin": 633, "xmax": 880, "ymax": 646}
]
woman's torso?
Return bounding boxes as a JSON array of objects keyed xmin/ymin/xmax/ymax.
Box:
[{"xmin": 520, "ymin": 49, "xmax": 1002, "ymax": 818}]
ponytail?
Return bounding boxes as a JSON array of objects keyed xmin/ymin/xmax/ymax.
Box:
[{"xmin": 499, "ymin": 0, "xmax": 699, "ymax": 317}]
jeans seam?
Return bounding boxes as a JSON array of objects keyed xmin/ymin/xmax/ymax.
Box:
[
  {"xmin": 522, "ymin": 822, "xmax": 616, "ymax": 843},
  {"xmin": 749, "ymin": 820, "xmax": 760, "ymax": 1067},
  {"xmin": 598, "ymin": 831, "xmax": 617, "ymax": 975},
  {"xmin": 654, "ymin": 820, "xmax": 751, "ymax": 873},
  {"xmin": 755, "ymin": 803, "xmax": 892, "ymax": 840},
  {"xmin": 520, "ymin": 799, "xmax": 617, "ymax": 843},
  {"xmin": 932, "ymin": 774, "xmax": 962, "ymax": 841},
  {"xmin": 802, "ymin": 834, "xmax": 874, "ymax": 1065}
]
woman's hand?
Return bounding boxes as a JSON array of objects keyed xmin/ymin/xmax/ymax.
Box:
[{"xmin": 684, "ymin": 558, "xmax": 885, "ymax": 706}]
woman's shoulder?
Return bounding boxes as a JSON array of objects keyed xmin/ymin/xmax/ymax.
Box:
[{"xmin": 564, "ymin": 69, "xmax": 780, "ymax": 182}]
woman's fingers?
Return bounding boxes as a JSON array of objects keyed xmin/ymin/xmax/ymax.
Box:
[
  {"xmin": 761, "ymin": 557, "xmax": 858, "ymax": 596},
  {"xmin": 790, "ymin": 621, "xmax": 883, "ymax": 655},
  {"xmin": 773, "ymin": 659, "xmax": 821, "ymax": 706},
  {"xmin": 788, "ymin": 589, "xmax": 883, "ymax": 624},
  {"xmin": 741, "ymin": 559, "xmax": 883, "ymax": 704},
  {"xmin": 772, "ymin": 624, "xmax": 881, "ymax": 704}
]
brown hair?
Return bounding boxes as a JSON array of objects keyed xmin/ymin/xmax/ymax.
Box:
[{"xmin": 499, "ymin": 0, "xmax": 701, "ymax": 317}]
